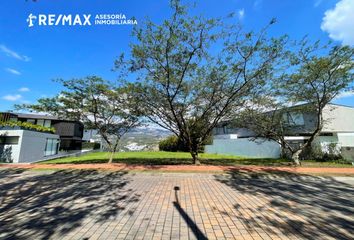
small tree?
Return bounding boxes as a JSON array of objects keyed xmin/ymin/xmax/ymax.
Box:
[
  {"xmin": 234, "ymin": 98, "xmax": 308, "ymax": 162},
  {"xmin": 278, "ymin": 40, "xmax": 354, "ymax": 164},
  {"xmin": 233, "ymin": 97, "xmax": 285, "ymax": 153},
  {"xmin": 236, "ymin": 41, "xmax": 354, "ymax": 165},
  {"xmin": 17, "ymin": 76, "xmax": 140, "ymax": 163},
  {"xmin": 123, "ymin": 0, "xmax": 287, "ymax": 164}
]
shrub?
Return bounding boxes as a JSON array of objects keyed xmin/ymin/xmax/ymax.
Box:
[
  {"xmin": 159, "ymin": 135, "xmax": 188, "ymax": 152},
  {"xmin": 158, "ymin": 135, "xmax": 210, "ymax": 153},
  {"xmin": 302, "ymin": 142, "xmax": 342, "ymax": 161},
  {"xmin": 0, "ymin": 121, "xmax": 55, "ymax": 133},
  {"xmin": 82, "ymin": 142, "xmax": 101, "ymax": 150}
]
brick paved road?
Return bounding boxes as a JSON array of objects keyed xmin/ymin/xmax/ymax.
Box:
[{"xmin": 0, "ymin": 169, "xmax": 353, "ymax": 240}]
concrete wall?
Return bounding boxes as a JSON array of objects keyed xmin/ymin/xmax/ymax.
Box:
[
  {"xmin": 205, "ymin": 138, "xmax": 281, "ymax": 158},
  {"xmin": 337, "ymin": 133, "xmax": 354, "ymax": 147},
  {"xmin": 312, "ymin": 133, "xmax": 354, "ymax": 150},
  {"xmin": 205, "ymin": 133, "xmax": 353, "ymax": 159},
  {"xmin": 19, "ymin": 130, "xmax": 60, "ymax": 163},
  {"xmin": 0, "ymin": 130, "xmax": 60, "ymax": 163},
  {"xmin": 341, "ymin": 147, "xmax": 354, "ymax": 161},
  {"xmin": 323, "ymin": 105, "xmax": 354, "ymax": 132}
]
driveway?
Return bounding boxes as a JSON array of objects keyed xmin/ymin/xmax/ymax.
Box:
[{"xmin": 0, "ymin": 169, "xmax": 353, "ymax": 240}]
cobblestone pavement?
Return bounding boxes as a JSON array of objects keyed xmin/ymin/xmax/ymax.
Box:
[{"xmin": 0, "ymin": 169, "xmax": 353, "ymax": 240}]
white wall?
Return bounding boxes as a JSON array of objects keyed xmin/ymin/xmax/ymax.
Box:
[
  {"xmin": 205, "ymin": 138, "xmax": 281, "ymax": 159},
  {"xmin": 312, "ymin": 133, "xmax": 354, "ymax": 150},
  {"xmin": 337, "ymin": 133, "xmax": 354, "ymax": 147},
  {"xmin": 323, "ymin": 105, "xmax": 354, "ymax": 132},
  {"xmin": 0, "ymin": 130, "xmax": 23, "ymax": 163},
  {"xmin": 0, "ymin": 130, "xmax": 60, "ymax": 163}
]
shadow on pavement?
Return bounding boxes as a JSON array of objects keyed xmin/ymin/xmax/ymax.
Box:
[
  {"xmin": 0, "ymin": 169, "xmax": 139, "ymax": 240},
  {"xmin": 173, "ymin": 186, "xmax": 208, "ymax": 240},
  {"xmin": 0, "ymin": 168, "xmax": 27, "ymax": 178},
  {"xmin": 215, "ymin": 170, "xmax": 354, "ymax": 240}
]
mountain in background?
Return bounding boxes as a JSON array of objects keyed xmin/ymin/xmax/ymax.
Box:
[{"xmin": 83, "ymin": 126, "xmax": 172, "ymax": 151}]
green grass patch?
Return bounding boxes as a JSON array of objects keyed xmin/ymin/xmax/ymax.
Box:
[
  {"xmin": 39, "ymin": 151, "xmax": 354, "ymax": 167},
  {"xmin": 40, "ymin": 151, "xmax": 287, "ymax": 166},
  {"xmin": 300, "ymin": 159, "xmax": 354, "ymax": 168}
]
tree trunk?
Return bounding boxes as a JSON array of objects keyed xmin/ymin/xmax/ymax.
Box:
[
  {"xmin": 291, "ymin": 149, "xmax": 301, "ymax": 166},
  {"xmin": 108, "ymin": 141, "xmax": 120, "ymax": 164},
  {"xmin": 290, "ymin": 123, "xmax": 322, "ymax": 166},
  {"xmin": 191, "ymin": 151, "xmax": 201, "ymax": 165},
  {"xmin": 280, "ymin": 141, "xmax": 287, "ymax": 159},
  {"xmin": 108, "ymin": 150, "xmax": 115, "ymax": 164}
]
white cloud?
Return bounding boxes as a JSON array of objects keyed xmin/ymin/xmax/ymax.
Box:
[
  {"xmin": 18, "ymin": 87, "xmax": 30, "ymax": 92},
  {"xmin": 321, "ymin": 0, "xmax": 354, "ymax": 46},
  {"xmin": 336, "ymin": 91, "xmax": 354, "ymax": 99},
  {"xmin": 2, "ymin": 94, "xmax": 22, "ymax": 101},
  {"xmin": 238, "ymin": 9, "xmax": 245, "ymax": 20},
  {"xmin": 0, "ymin": 44, "xmax": 30, "ymax": 61},
  {"xmin": 5, "ymin": 68, "xmax": 21, "ymax": 75}
]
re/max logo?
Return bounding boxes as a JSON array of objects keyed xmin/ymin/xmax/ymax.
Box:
[{"xmin": 27, "ymin": 14, "xmax": 91, "ymax": 27}]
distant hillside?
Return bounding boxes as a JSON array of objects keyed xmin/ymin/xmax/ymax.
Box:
[
  {"xmin": 118, "ymin": 127, "xmax": 172, "ymax": 151},
  {"xmin": 85, "ymin": 126, "xmax": 172, "ymax": 152}
]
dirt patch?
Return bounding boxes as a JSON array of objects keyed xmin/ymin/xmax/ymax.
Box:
[{"xmin": 1, "ymin": 163, "xmax": 354, "ymax": 175}]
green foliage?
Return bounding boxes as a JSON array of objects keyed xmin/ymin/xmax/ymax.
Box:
[
  {"xmin": 16, "ymin": 76, "xmax": 141, "ymax": 162},
  {"xmin": 278, "ymin": 43, "xmax": 354, "ymax": 107},
  {"xmin": 82, "ymin": 142, "xmax": 101, "ymax": 150},
  {"xmin": 234, "ymin": 39, "xmax": 354, "ymax": 165},
  {"xmin": 158, "ymin": 135, "xmax": 188, "ymax": 152},
  {"xmin": 302, "ymin": 143, "xmax": 342, "ymax": 162},
  {"xmin": 0, "ymin": 121, "xmax": 55, "ymax": 133},
  {"xmin": 159, "ymin": 132, "xmax": 212, "ymax": 153},
  {"xmin": 39, "ymin": 151, "xmax": 352, "ymax": 167},
  {"xmin": 0, "ymin": 145, "xmax": 13, "ymax": 163},
  {"xmin": 125, "ymin": 0, "xmax": 286, "ymax": 163}
]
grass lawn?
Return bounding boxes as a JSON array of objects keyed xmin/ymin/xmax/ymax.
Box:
[{"xmin": 39, "ymin": 151, "xmax": 354, "ymax": 167}]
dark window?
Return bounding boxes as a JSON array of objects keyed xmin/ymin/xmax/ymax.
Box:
[
  {"xmin": 44, "ymin": 120, "xmax": 51, "ymax": 128},
  {"xmin": 0, "ymin": 136, "xmax": 19, "ymax": 145},
  {"xmin": 36, "ymin": 119, "xmax": 44, "ymax": 126},
  {"xmin": 26, "ymin": 119, "xmax": 35, "ymax": 124}
]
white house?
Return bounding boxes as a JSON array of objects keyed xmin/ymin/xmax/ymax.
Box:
[
  {"xmin": 0, "ymin": 129, "xmax": 60, "ymax": 163},
  {"xmin": 205, "ymin": 103, "xmax": 354, "ymax": 160}
]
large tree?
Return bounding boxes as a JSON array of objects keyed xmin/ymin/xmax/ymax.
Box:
[
  {"xmin": 122, "ymin": 0, "xmax": 287, "ymax": 164},
  {"xmin": 17, "ymin": 76, "xmax": 140, "ymax": 163}
]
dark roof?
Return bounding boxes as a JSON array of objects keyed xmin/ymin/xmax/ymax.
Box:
[
  {"xmin": 13, "ymin": 113, "xmax": 59, "ymax": 120},
  {"xmin": 1, "ymin": 112, "xmax": 80, "ymax": 122}
]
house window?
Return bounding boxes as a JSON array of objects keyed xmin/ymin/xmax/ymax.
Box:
[
  {"xmin": 26, "ymin": 119, "xmax": 35, "ymax": 124},
  {"xmin": 36, "ymin": 119, "xmax": 44, "ymax": 126},
  {"xmin": 0, "ymin": 136, "xmax": 19, "ymax": 145},
  {"xmin": 44, "ymin": 138, "xmax": 59, "ymax": 156},
  {"xmin": 44, "ymin": 120, "xmax": 51, "ymax": 128},
  {"xmin": 283, "ymin": 112, "xmax": 304, "ymax": 126},
  {"xmin": 35, "ymin": 119, "xmax": 51, "ymax": 127}
]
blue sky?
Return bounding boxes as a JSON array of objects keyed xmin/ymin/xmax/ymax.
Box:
[{"xmin": 0, "ymin": 0, "xmax": 353, "ymax": 111}]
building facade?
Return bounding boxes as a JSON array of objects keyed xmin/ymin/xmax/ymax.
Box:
[
  {"xmin": 0, "ymin": 112, "xmax": 84, "ymax": 163},
  {"xmin": 206, "ymin": 104, "xmax": 354, "ymax": 160},
  {"xmin": 0, "ymin": 112, "xmax": 84, "ymax": 151},
  {"xmin": 0, "ymin": 129, "xmax": 60, "ymax": 163}
]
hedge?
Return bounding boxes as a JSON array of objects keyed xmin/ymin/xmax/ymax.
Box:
[{"xmin": 0, "ymin": 121, "xmax": 56, "ymax": 133}]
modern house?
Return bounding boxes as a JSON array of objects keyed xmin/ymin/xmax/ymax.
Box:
[
  {"xmin": 0, "ymin": 112, "xmax": 84, "ymax": 163},
  {"xmin": 205, "ymin": 103, "xmax": 354, "ymax": 160}
]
